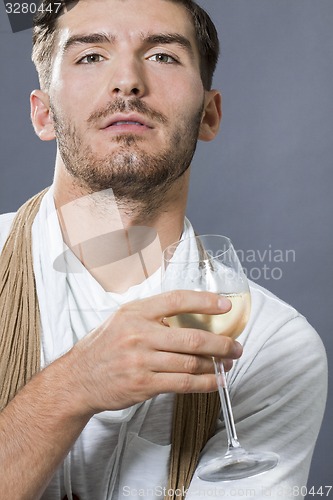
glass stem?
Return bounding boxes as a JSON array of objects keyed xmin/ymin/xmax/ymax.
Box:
[{"xmin": 213, "ymin": 357, "xmax": 241, "ymax": 451}]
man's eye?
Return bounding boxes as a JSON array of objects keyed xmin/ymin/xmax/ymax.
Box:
[
  {"xmin": 78, "ymin": 53, "xmax": 105, "ymax": 64},
  {"xmin": 149, "ymin": 53, "xmax": 177, "ymax": 64}
]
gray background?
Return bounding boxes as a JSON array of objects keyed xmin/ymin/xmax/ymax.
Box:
[{"xmin": 0, "ymin": 0, "xmax": 332, "ymax": 494}]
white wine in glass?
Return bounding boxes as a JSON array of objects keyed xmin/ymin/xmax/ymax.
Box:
[
  {"xmin": 167, "ymin": 292, "xmax": 251, "ymax": 339},
  {"xmin": 162, "ymin": 234, "xmax": 279, "ymax": 481}
]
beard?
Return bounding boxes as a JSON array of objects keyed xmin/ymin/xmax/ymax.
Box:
[{"xmin": 51, "ymin": 97, "xmax": 203, "ymax": 220}]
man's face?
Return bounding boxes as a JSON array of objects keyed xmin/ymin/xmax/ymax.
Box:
[{"xmin": 47, "ymin": 0, "xmax": 208, "ymax": 205}]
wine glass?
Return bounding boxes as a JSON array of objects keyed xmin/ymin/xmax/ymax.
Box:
[{"xmin": 161, "ymin": 234, "xmax": 279, "ymax": 481}]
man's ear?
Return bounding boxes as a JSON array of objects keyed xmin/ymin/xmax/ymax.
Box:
[
  {"xmin": 30, "ymin": 90, "xmax": 55, "ymax": 141},
  {"xmin": 198, "ymin": 90, "xmax": 222, "ymax": 142}
]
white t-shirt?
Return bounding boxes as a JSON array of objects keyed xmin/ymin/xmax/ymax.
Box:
[{"xmin": 0, "ymin": 201, "xmax": 327, "ymax": 500}]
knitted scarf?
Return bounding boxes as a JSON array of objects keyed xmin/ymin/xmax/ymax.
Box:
[{"xmin": 0, "ymin": 190, "xmax": 220, "ymax": 499}]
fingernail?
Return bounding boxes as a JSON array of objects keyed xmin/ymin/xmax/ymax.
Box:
[
  {"xmin": 233, "ymin": 342, "xmax": 243, "ymax": 357},
  {"xmin": 218, "ymin": 297, "xmax": 231, "ymax": 310}
]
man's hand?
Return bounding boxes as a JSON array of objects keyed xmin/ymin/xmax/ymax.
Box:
[
  {"xmin": 0, "ymin": 290, "xmax": 242, "ymax": 498},
  {"xmin": 66, "ymin": 290, "xmax": 243, "ymax": 417}
]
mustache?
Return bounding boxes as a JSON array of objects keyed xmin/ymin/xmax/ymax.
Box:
[{"xmin": 87, "ymin": 98, "xmax": 168, "ymax": 126}]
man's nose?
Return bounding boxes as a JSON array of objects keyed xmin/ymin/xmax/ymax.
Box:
[{"xmin": 108, "ymin": 56, "xmax": 146, "ymax": 98}]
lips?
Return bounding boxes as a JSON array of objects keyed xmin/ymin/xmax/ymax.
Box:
[
  {"xmin": 101, "ymin": 114, "xmax": 153, "ymax": 129},
  {"xmin": 112, "ymin": 121, "xmax": 144, "ymax": 126}
]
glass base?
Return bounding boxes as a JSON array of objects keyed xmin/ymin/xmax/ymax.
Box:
[{"xmin": 197, "ymin": 447, "xmax": 279, "ymax": 482}]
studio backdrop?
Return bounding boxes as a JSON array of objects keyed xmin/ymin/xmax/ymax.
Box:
[{"xmin": 0, "ymin": 1, "xmax": 332, "ymax": 496}]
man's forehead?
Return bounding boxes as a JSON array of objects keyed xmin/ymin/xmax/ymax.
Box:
[
  {"xmin": 54, "ymin": 0, "xmax": 199, "ymax": 65},
  {"xmin": 57, "ymin": 0, "xmax": 195, "ymax": 37}
]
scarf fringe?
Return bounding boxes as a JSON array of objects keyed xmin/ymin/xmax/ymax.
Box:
[{"xmin": 0, "ymin": 188, "xmax": 48, "ymax": 411}]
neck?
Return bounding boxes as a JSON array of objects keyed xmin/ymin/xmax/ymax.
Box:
[{"xmin": 52, "ymin": 163, "xmax": 190, "ymax": 292}]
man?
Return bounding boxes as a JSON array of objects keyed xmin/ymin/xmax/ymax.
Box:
[{"xmin": 0, "ymin": 0, "xmax": 327, "ymax": 498}]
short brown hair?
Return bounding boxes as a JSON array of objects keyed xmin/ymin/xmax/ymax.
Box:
[{"xmin": 32, "ymin": 0, "xmax": 220, "ymax": 91}]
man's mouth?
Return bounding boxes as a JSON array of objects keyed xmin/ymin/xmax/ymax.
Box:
[
  {"xmin": 111, "ymin": 121, "xmax": 145, "ymax": 127},
  {"xmin": 101, "ymin": 113, "xmax": 154, "ymax": 130}
]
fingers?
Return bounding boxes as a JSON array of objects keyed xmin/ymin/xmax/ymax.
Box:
[
  {"xmin": 150, "ymin": 352, "xmax": 214, "ymax": 374},
  {"xmin": 151, "ymin": 372, "xmax": 219, "ymax": 394},
  {"xmin": 150, "ymin": 352, "xmax": 234, "ymax": 375},
  {"xmin": 126, "ymin": 290, "xmax": 232, "ymax": 320},
  {"xmin": 71, "ymin": 291, "xmax": 243, "ymax": 413},
  {"xmin": 155, "ymin": 325, "xmax": 243, "ymax": 360},
  {"xmin": 113, "ymin": 291, "xmax": 242, "ymax": 360}
]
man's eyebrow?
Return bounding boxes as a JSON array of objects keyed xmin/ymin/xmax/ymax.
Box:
[
  {"xmin": 143, "ymin": 33, "xmax": 194, "ymax": 57},
  {"xmin": 61, "ymin": 32, "xmax": 194, "ymax": 57},
  {"xmin": 62, "ymin": 32, "xmax": 115, "ymax": 54}
]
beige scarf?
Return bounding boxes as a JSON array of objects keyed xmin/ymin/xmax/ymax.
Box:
[{"xmin": 0, "ymin": 190, "xmax": 220, "ymax": 499}]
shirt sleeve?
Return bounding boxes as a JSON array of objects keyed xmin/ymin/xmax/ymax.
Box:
[{"xmin": 187, "ymin": 286, "xmax": 328, "ymax": 500}]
